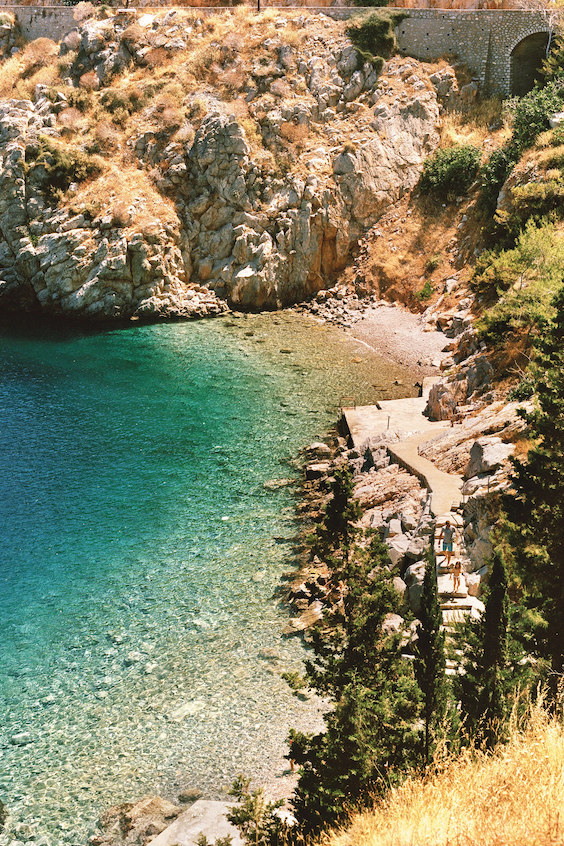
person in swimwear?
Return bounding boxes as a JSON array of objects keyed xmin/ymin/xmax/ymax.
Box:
[{"xmin": 438, "ymin": 520, "xmax": 456, "ymax": 566}]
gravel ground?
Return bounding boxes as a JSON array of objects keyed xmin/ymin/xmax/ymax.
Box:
[{"xmin": 347, "ymin": 303, "xmax": 449, "ymax": 372}]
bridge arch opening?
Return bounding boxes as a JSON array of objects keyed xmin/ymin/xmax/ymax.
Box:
[{"xmin": 511, "ymin": 32, "xmax": 550, "ymax": 97}]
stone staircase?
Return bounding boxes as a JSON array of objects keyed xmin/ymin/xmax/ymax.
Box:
[{"xmin": 341, "ymin": 396, "xmax": 486, "ymax": 636}]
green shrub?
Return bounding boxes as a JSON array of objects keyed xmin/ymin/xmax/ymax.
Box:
[
  {"xmin": 508, "ymin": 377, "xmax": 535, "ymax": 401},
  {"xmin": 508, "ymin": 179, "xmax": 564, "ymax": 226},
  {"xmin": 474, "ymin": 219, "xmax": 564, "ymax": 345},
  {"xmin": 66, "ymin": 88, "xmax": 92, "ymax": 113},
  {"xmin": 415, "ymin": 280, "xmax": 434, "ymax": 301},
  {"xmin": 345, "ymin": 10, "xmax": 406, "ymax": 64},
  {"xmin": 425, "ymin": 254, "xmax": 441, "ymax": 274},
  {"xmin": 477, "ymin": 285, "xmax": 556, "ymax": 348},
  {"xmin": 543, "ymin": 33, "xmax": 564, "ymax": 83},
  {"xmin": 100, "ymin": 87, "xmax": 130, "ymax": 114},
  {"xmin": 479, "ymin": 145, "xmax": 518, "ymax": 213},
  {"xmin": 26, "ymin": 136, "xmax": 103, "ymax": 201},
  {"xmin": 479, "ymin": 83, "xmax": 564, "ymax": 216},
  {"xmin": 419, "ymin": 144, "xmax": 481, "ymax": 200},
  {"xmin": 511, "ymin": 81, "xmax": 564, "ymax": 150},
  {"xmin": 99, "ymin": 86, "xmax": 150, "ymax": 117}
]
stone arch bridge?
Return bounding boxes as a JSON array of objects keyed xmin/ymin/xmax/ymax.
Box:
[
  {"xmin": 394, "ymin": 8, "xmax": 553, "ymax": 96},
  {"xmin": 6, "ymin": 5, "xmax": 556, "ymax": 97}
]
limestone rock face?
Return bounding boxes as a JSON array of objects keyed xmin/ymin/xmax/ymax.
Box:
[
  {"xmin": 464, "ymin": 437, "xmax": 515, "ymax": 479},
  {"xmin": 426, "ymin": 354, "xmax": 494, "ymax": 421},
  {"xmin": 335, "ymin": 92, "xmax": 440, "ymax": 233},
  {"xmin": 418, "ymin": 401, "xmax": 529, "ymax": 476},
  {"xmin": 0, "ymin": 11, "xmax": 445, "ymax": 320},
  {"xmin": 0, "ymin": 99, "xmax": 229, "ymax": 319}
]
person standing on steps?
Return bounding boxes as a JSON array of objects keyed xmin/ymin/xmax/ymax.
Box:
[
  {"xmin": 451, "ymin": 559, "xmax": 462, "ymax": 593},
  {"xmin": 438, "ymin": 520, "xmax": 456, "ymax": 567}
]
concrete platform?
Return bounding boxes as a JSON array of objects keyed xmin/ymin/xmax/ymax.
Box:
[
  {"xmin": 341, "ymin": 398, "xmax": 462, "ymax": 517},
  {"xmin": 149, "ymin": 800, "xmax": 244, "ymax": 846},
  {"xmin": 341, "ymin": 398, "xmax": 450, "ymax": 450}
]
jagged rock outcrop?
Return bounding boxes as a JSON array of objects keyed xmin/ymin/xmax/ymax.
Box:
[
  {"xmin": 0, "ymin": 9, "xmax": 446, "ymax": 320},
  {"xmin": 90, "ymin": 796, "xmax": 183, "ymax": 846}
]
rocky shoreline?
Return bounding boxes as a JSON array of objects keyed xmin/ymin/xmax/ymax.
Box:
[
  {"xmin": 79, "ymin": 281, "xmax": 530, "ymax": 846},
  {"xmin": 283, "ymin": 298, "xmax": 527, "ymax": 635}
]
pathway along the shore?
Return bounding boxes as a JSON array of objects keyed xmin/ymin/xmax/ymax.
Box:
[{"xmin": 341, "ymin": 391, "xmax": 484, "ymax": 630}]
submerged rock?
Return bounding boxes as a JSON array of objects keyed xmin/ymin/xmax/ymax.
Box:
[{"xmin": 90, "ymin": 796, "xmax": 183, "ymax": 846}]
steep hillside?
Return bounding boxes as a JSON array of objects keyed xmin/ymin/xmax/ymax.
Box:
[
  {"xmin": 0, "ymin": 7, "xmax": 477, "ymax": 320},
  {"xmin": 324, "ymin": 705, "xmax": 564, "ymax": 846}
]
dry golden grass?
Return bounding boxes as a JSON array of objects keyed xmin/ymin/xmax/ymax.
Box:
[
  {"xmin": 13, "ymin": 64, "xmax": 60, "ymax": 101},
  {"xmin": 440, "ymin": 97, "xmax": 507, "ymax": 149},
  {"xmin": 325, "ymin": 705, "xmax": 564, "ymax": 846},
  {"xmin": 0, "ymin": 54, "xmax": 26, "ymax": 98},
  {"xmin": 69, "ymin": 165, "xmax": 179, "ymax": 232},
  {"xmin": 0, "ymin": 38, "xmax": 59, "ymax": 100}
]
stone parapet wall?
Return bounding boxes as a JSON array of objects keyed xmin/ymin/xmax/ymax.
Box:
[{"xmin": 1, "ymin": 5, "xmax": 76, "ymax": 40}]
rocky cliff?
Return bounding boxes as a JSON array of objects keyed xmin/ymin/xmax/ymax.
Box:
[{"xmin": 0, "ymin": 8, "xmax": 465, "ymax": 320}]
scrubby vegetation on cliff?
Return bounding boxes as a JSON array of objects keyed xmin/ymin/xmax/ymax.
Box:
[{"xmin": 324, "ymin": 703, "xmax": 564, "ymax": 846}]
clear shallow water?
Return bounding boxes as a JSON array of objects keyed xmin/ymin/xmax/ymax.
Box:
[{"xmin": 0, "ymin": 312, "xmax": 416, "ymax": 845}]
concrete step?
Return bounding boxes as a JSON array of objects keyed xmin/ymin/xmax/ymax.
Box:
[{"xmin": 437, "ymin": 573, "xmax": 467, "ymax": 598}]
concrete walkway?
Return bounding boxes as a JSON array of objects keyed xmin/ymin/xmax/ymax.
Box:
[
  {"xmin": 340, "ymin": 392, "xmax": 484, "ymax": 630},
  {"xmin": 341, "ymin": 385, "xmax": 461, "ymax": 518},
  {"xmin": 387, "ymin": 431, "xmax": 462, "ymax": 517}
]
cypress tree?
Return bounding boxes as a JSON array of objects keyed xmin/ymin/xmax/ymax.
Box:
[
  {"xmin": 455, "ymin": 548, "xmax": 520, "ymax": 749},
  {"xmin": 502, "ymin": 283, "xmax": 564, "ymax": 682},
  {"xmin": 413, "ymin": 550, "xmax": 448, "ymax": 764},
  {"xmin": 476, "ymin": 548, "xmax": 510, "ymax": 748},
  {"xmin": 290, "ymin": 529, "xmax": 421, "ymax": 836},
  {"xmin": 314, "ymin": 464, "xmax": 362, "ymax": 564}
]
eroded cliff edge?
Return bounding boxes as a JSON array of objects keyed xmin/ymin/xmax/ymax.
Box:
[{"xmin": 0, "ymin": 8, "xmax": 469, "ymax": 320}]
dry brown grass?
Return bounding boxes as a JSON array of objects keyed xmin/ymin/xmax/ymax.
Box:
[
  {"xmin": 21, "ymin": 38, "xmax": 59, "ymax": 77},
  {"xmin": 79, "ymin": 70, "xmax": 100, "ymax": 91},
  {"xmin": 57, "ymin": 106, "xmax": 86, "ymax": 134},
  {"xmin": 440, "ymin": 97, "xmax": 507, "ymax": 149},
  {"xmin": 325, "ymin": 704, "xmax": 564, "ymax": 846},
  {"xmin": 94, "ymin": 119, "xmax": 121, "ymax": 153},
  {"xmin": 69, "ymin": 165, "xmax": 179, "ymax": 231}
]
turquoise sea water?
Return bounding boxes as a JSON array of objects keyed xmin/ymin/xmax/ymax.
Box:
[{"xmin": 0, "ymin": 312, "xmax": 416, "ymax": 845}]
